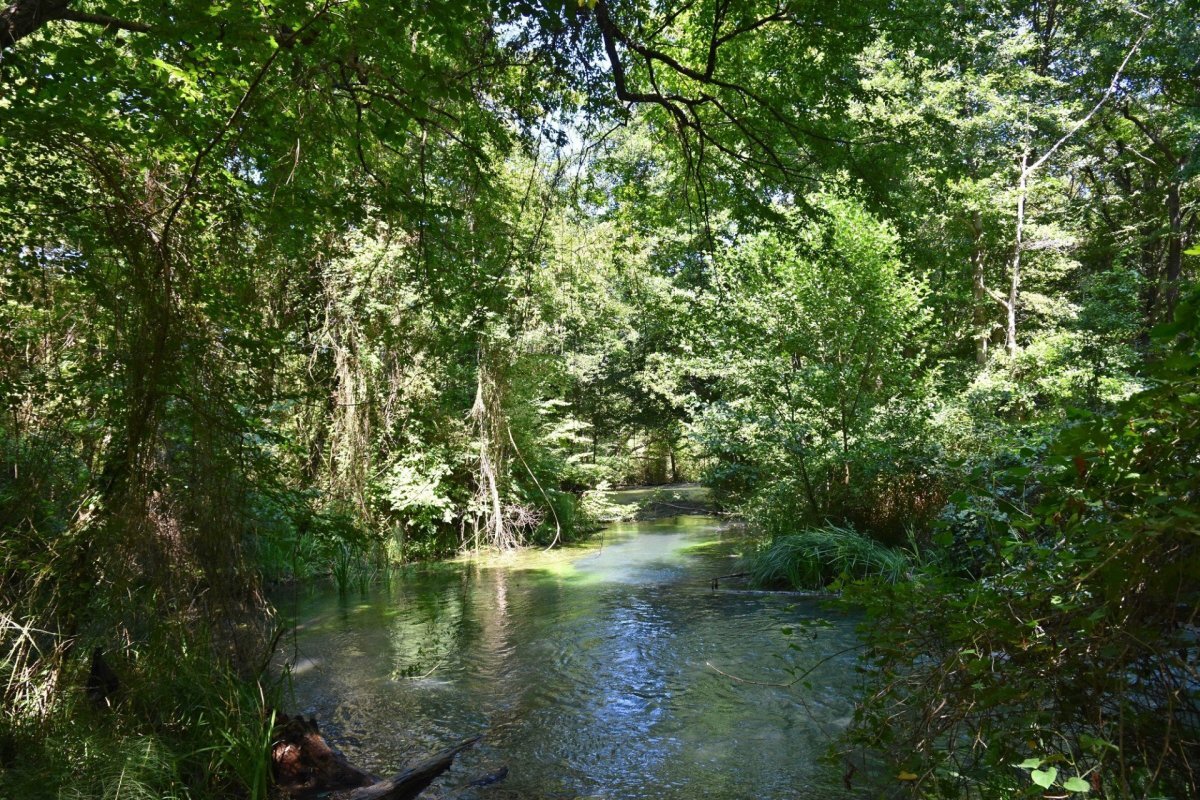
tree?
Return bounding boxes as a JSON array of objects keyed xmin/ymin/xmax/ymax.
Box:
[{"xmin": 691, "ymin": 195, "xmax": 929, "ymax": 537}]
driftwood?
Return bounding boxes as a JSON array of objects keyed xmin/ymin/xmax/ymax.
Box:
[
  {"xmin": 272, "ymin": 713, "xmax": 483, "ymax": 800},
  {"xmin": 339, "ymin": 736, "xmax": 482, "ymax": 800}
]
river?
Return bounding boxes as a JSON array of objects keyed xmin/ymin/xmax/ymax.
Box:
[{"xmin": 277, "ymin": 515, "xmax": 863, "ymax": 799}]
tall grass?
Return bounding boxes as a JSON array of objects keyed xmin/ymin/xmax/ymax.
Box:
[
  {"xmin": 747, "ymin": 523, "xmax": 909, "ymax": 590},
  {"xmin": 57, "ymin": 736, "xmax": 185, "ymax": 800},
  {"xmin": 250, "ymin": 531, "xmax": 327, "ymax": 584},
  {"xmin": 331, "ymin": 541, "xmax": 354, "ymax": 593},
  {"xmin": 0, "ymin": 618, "xmax": 282, "ymax": 800}
]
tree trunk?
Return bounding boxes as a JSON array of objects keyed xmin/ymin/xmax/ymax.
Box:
[
  {"xmin": 1, "ymin": 0, "xmax": 71, "ymax": 49},
  {"xmin": 795, "ymin": 445, "xmax": 820, "ymax": 519},
  {"xmin": 1007, "ymin": 151, "xmax": 1029, "ymax": 357},
  {"xmin": 1164, "ymin": 176, "xmax": 1183, "ymax": 320},
  {"xmin": 470, "ymin": 353, "xmax": 512, "ymax": 550},
  {"xmin": 1130, "ymin": 168, "xmax": 1164, "ymax": 345},
  {"xmin": 970, "ymin": 210, "xmax": 988, "ymax": 364}
]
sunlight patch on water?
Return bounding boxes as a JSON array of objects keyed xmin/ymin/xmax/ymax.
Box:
[{"xmin": 291, "ymin": 657, "xmax": 321, "ymax": 676}]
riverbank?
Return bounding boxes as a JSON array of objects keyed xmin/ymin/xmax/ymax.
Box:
[{"xmin": 604, "ymin": 483, "xmax": 715, "ymax": 520}]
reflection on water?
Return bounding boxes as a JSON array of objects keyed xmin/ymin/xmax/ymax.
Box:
[{"xmin": 277, "ymin": 516, "xmax": 862, "ymax": 799}]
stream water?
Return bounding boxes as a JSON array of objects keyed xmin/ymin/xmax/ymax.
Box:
[{"xmin": 278, "ymin": 516, "xmax": 864, "ymax": 799}]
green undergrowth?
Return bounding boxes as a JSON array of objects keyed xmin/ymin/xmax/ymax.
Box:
[
  {"xmin": 746, "ymin": 524, "xmax": 910, "ymax": 590},
  {"xmin": 0, "ymin": 633, "xmax": 280, "ymax": 800}
]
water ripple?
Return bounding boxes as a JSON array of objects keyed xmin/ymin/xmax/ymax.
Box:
[{"xmin": 278, "ymin": 517, "xmax": 861, "ymax": 800}]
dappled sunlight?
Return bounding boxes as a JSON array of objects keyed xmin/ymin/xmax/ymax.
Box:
[{"xmin": 2, "ymin": 1, "xmax": 1193, "ymax": 796}]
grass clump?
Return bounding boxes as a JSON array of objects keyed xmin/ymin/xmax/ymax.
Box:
[
  {"xmin": 747, "ymin": 524, "xmax": 909, "ymax": 590},
  {"xmin": 57, "ymin": 735, "xmax": 184, "ymax": 800}
]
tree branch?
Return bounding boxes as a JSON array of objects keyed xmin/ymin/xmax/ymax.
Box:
[
  {"xmin": 60, "ymin": 10, "xmax": 149, "ymax": 34},
  {"xmin": 1023, "ymin": 25, "xmax": 1148, "ymax": 178},
  {"xmin": 593, "ymin": 0, "xmax": 855, "ymax": 153},
  {"xmin": 592, "ymin": 0, "xmax": 827, "ymax": 186},
  {"xmin": 159, "ymin": 2, "xmax": 338, "ymax": 242},
  {"xmin": 703, "ymin": 0, "xmax": 729, "ymax": 79},
  {"xmin": 1121, "ymin": 105, "xmax": 1180, "ymax": 165},
  {"xmin": 715, "ymin": 6, "xmax": 791, "ymax": 48},
  {"xmin": 985, "ymin": 285, "xmax": 1012, "ymax": 311},
  {"xmin": 2, "ymin": 0, "xmax": 310, "ymax": 52},
  {"xmin": 1, "ymin": 1, "xmax": 151, "ymax": 51}
]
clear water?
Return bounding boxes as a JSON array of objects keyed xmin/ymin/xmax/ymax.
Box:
[{"xmin": 277, "ymin": 516, "xmax": 863, "ymax": 799}]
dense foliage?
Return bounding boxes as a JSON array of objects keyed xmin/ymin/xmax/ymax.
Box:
[
  {"xmin": 845, "ymin": 288, "xmax": 1200, "ymax": 797},
  {"xmin": 1, "ymin": 0, "xmax": 1196, "ymax": 797}
]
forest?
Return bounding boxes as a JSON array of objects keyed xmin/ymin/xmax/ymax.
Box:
[{"xmin": 1, "ymin": 0, "xmax": 1197, "ymax": 797}]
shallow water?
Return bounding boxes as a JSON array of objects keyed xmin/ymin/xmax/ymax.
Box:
[{"xmin": 277, "ymin": 516, "xmax": 863, "ymax": 799}]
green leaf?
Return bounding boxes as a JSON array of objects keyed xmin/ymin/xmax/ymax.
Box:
[
  {"xmin": 1062, "ymin": 776, "xmax": 1090, "ymax": 793},
  {"xmin": 1030, "ymin": 767, "xmax": 1057, "ymax": 788},
  {"xmin": 1016, "ymin": 758, "xmax": 1043, "ymax": 769}
]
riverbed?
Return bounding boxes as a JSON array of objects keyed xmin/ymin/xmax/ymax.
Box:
[{"xmin": 277, "ymin": 516, "xmax": 862, "ymax": 799}]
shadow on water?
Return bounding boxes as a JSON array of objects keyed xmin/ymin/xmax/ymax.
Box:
[{"xmin": 275, "ymin": 516, "xmax": 864, "ymax": 799}]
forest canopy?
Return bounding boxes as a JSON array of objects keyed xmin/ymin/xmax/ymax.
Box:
[{"xmin": 1, "ymin": 0, "xmax": 1197, "ymax": 798}]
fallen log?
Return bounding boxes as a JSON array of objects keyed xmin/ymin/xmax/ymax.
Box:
[
  {"xmin": 339, "ymin": 735, "xmax": 482, "ymax": 800},
  {"xmin": 272, "ymin": 713, "xmax": 482, "ymax": 800},
  {"xmin": 272, "ymin": 714, "xmax": 376, "ymax": 796}
]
